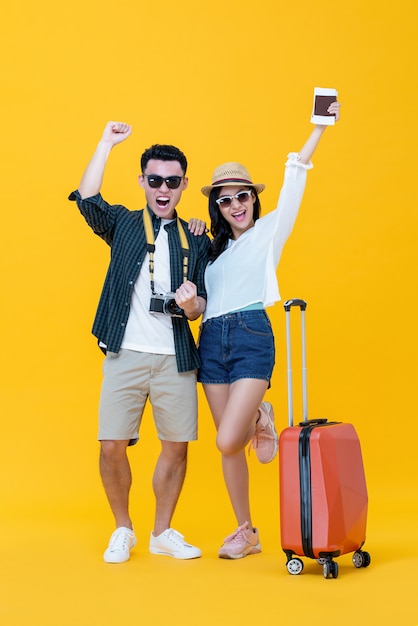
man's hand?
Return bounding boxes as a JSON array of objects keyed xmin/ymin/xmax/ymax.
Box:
[
  {"xmin": 78, "ymin": 121, "xmax": 132, "ymax": 199},
  {"xmin": 101, "ymin": 121, "xmax": 132, "ymax": 146},
  {"xmin": 174, "ymin": 280, "xmax": 205, "ymax": 320}
]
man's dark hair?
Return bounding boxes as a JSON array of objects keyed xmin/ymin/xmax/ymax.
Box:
[
  {"xmin": 208, "ymin": 187, "xmax": 261, "ymax": 261},
  {"xmin": 140, "ymin": 144, "xmax": 188, "ymax": 174}
]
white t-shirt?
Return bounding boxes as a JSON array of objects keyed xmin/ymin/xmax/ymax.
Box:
[
  {"xmin": 203, "ymin": 153, "xmax": 313, "ymax": 322},
  {"xmin": 121, "ymin": 219, "xmax": 176, "ymax": 354}
]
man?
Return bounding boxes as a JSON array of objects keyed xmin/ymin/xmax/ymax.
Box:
[{"xmin": 69, "ymin": 121, "xmax": 210, "ymax": 563}]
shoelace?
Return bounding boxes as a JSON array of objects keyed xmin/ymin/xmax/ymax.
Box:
[
  {"xmin": 223, "ymin": 523, "xmax": 251, "ymax": 546},
  {"xmin": 109, "ymin": 529, "xmax": 132, "ymax": 551},
  {"xmin": 165, "ymin": 529, "xmax": 186, "ymax": 547}
]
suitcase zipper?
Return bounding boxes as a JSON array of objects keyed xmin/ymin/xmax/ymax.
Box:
[
  {"xmin": 298, "ymin": 421, "xmax": 340, "ymax": 559},
  {"xmin": 299, "ymin": 425, "xmax": 315, "ymax": 558}
]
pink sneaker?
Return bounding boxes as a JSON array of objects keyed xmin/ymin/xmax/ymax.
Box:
[
  {"xmin": 218, "ymin": 522, "xmax": 261, "ymax": 559},
  {"xmin": 250, "ymin": 401, "xmax": 278, "ymax": 463}
]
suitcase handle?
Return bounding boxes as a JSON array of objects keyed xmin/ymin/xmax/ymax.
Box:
[
  {"xmin": 284, "ymin": 298, "xmax": 308, "ymax": 426},
  {"xmin": 299, "ymin": 418, "xmax": 327, "ymax": 427},
  {"xmin": 284, "ymin": 298, "xmax": 307, "ymax": 312}
]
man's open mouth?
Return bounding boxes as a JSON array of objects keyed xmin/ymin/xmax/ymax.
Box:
[{"xmin": 156, "ymin": 196, "xmax": 170, "ymax": 209}]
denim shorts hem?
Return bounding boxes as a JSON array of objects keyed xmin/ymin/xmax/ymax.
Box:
[{"xmin": 198, "ymin": 374, "xmax": 271, "ymax": 385}]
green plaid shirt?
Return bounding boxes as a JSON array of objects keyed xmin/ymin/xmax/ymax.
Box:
[{"xmin": 69, "ymin": 191, "xmax": 210, "ymax": 372}]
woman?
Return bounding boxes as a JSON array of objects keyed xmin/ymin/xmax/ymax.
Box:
[{"xmin": 197, "ymin": 101, "xmax": 341, "ymax": 559}]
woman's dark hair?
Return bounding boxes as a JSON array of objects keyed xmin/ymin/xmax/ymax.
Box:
[{"xmin": 208, "ymin": 187, "xmax": 261, "ymax": 261}]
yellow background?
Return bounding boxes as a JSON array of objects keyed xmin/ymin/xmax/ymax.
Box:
[{"xmin": 1, "ymin": 0, "xmax": 417, "ymax": 624}]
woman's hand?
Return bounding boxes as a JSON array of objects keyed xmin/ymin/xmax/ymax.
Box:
[
  {"xmin": 327, "ymin": 100, "xmax": 341, "ymax": 122},
  {"xmin": 188, "ymin": 218, "xmax": 208, "ymax": 236}
]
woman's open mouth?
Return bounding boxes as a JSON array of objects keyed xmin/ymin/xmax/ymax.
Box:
[{"xmin": 232, "ymin": 210, "xmax": 246, "ymax": 221}]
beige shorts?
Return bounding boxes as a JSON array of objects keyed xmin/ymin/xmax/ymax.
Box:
[{"xmin": 98, "ymin": 349, "xmax": 197, "ymax": 444}]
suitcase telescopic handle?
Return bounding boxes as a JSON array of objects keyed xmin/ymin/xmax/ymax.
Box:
[
  {"xmin": 284, "ymin": 299, "xmax": 308, "ymax": 426},
  {"xmin": 284, "ymin": 298, "xmax": 307, "ymax": 312}
]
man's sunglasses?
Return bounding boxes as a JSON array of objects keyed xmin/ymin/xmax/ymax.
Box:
[
  {"xmin": 215, "ymin": 190, "xmax": 253, "ymax": 208},
  {"xmin": 144, "ymin": 175, "xmax": 184, "ymax": 189}
]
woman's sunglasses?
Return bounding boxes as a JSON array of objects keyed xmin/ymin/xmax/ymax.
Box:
[
  {"xmin": 215, "ymin": 190, "xmax": 253, "ymax": 208},
  {"xmin": 144, "ymin": 175, "xmax": 184, "ymax": 189}
]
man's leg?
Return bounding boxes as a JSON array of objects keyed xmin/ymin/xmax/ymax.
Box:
[
  {"xmin": 100, "ymin": 439, "xmax": 137, "ymax": 563},
  {"xmin": 148, "ymin": 355, "xmax": 200, "ymax": 558},
  {"xmin": 152, "ymin": 440, "xmax": 187, "ymax": 536},
  {"xmin": 98, "ymin": 350, "xmax": 148, "ymax": 562},
  {"xmin": 100, "ymin": 439, "xmax": 133, "ymax": 529},
  {"xmin": 149, "ymin": 440, "xmax": 201, "ymax": 559}
]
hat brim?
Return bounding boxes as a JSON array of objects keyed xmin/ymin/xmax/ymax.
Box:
[{"xmin": 201, "ymin": 182, "xmax": 265, "ymax": 197}]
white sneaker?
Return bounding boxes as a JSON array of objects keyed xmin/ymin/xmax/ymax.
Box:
[
  {"xmin": 103, "ymin": 527, "xmax": 136, "ymax": 563},
  {"xmin": 149, "ymin": 528, "xmax": 201, "ymax": 560}
]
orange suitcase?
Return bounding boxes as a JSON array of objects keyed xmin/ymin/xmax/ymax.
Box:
[{"xmin": 279, "ymin": 299, "xmax": 370, "ymax": 579}]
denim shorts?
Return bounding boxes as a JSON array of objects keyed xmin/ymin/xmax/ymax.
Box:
[{"xmin": 197, "ymin": 310, "xmax": 275, "ymax": 385}]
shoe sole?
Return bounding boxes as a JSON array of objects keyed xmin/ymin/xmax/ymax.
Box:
[
  {"xmin": 149, "ymin": 547, "xmax": 201, "ymax": 560},
  {"xmin": 104, "ymin": 544, "xmax": 136, "ymax": 564},
  {"xmin": 218, "ymin": 544, "xmax": 262, "ymax": 560},
  {"xmin": 256, "ymin": 403, "xmax": 278, "ymax": 464},
  {"xmin": 103, "ymin": 554, "xmax": 131, "ymax": 563}
]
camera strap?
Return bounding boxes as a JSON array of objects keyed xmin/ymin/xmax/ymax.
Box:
[{"xmin": 143, "ymin": 207, "xmax": 189, "ymax": 294}]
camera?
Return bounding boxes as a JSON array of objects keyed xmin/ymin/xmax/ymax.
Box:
[{"xmin": 149, "ymin": 292, "xmax": 183, "ymax": 318}]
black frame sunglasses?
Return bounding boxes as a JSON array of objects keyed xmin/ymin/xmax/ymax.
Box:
[{"xmin": 144, "ymin": 175, "xmax": 184, "ymax": 189}]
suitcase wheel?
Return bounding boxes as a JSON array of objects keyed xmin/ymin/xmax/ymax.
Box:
[
  {"xmin": 323, "ymin": 559, "xmax": 339, "ymax": 579},
  {"xmin": 286, "ymin": 558, "xmax": 304, "ymax": 575},
  {"xmin": 352, "ymin": 550, "xmax": 371, "ymax": 568}
]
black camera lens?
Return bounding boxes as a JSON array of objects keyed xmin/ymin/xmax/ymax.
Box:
[{"xmin": 165, "ymin": 298, "xmax": 182, "ymax": 316}]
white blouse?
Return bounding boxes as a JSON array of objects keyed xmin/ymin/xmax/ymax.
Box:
[{"xmin": 203, "ymin": 153, "xmax": 313, "ymax": 322}]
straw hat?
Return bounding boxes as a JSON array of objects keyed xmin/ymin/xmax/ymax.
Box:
[{"xmin": 201, "ymin": 162, "xmax": 265, "ymax": 197}]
